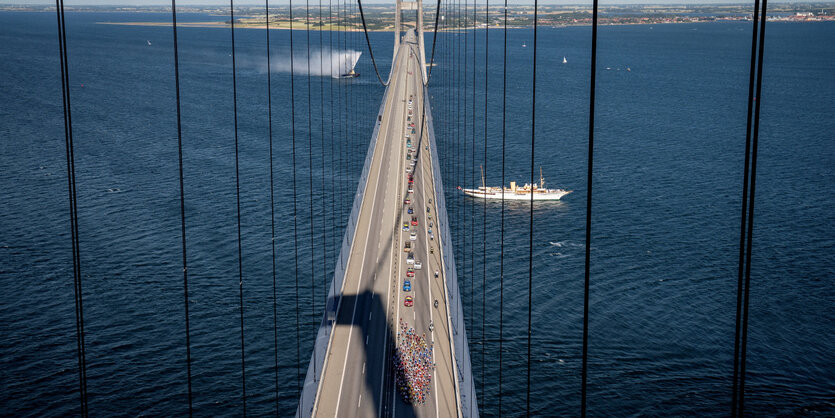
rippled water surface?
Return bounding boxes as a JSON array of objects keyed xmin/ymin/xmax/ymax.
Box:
[{"xmin": 1, "ymin": 11, "xmax": 833, "ymax": 416}]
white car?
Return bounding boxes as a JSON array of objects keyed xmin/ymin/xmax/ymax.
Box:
[
  {"xmin": 410, "ymin": 232, "xmax": 417, "ymax": 241},
  {"xmin": 406, "ymin": 254, "xmax": 415, "ymax": 264},
  {"xmin": 414, "ymin": 261, "xmax": 422, "ymax": 269}
]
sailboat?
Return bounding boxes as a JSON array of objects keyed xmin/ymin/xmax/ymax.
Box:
[
  {"xmin": 340, "ymin": 52, "xmax": 361, "ymax": 78},
  {"xmin": 461, "ymin": 166, "xmax": 571, "ymax": 201},
  {"xmin": 562, "ymin": 56, "xmax": 567, "ymax": 64},
  {"xmin": 522, "ymin": 41, "xmax": 527, "ymax": 48}
]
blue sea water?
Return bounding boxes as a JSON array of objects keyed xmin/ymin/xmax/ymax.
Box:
[{"xmin": 0, "ymin": 10, "xmax": 833, "ymax": 416}]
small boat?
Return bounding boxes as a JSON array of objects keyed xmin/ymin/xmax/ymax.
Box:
[
  {"xmin": 340, "ymin": 51, "xmax": 361, "ymax": 78},
  {"xmin": 147, "ymin": 40, "xmax": 152, "ymax": 46},
  {"xmin": 562, "ymin": 56, "xmax": 567, "ymax": 64},
  {"xmin": 522, "ymin": 41, "xmax": 527, "ymax": 48},
  {"xmin": 461, "ymin": 166, "xmax": 571, "ymax": 201}
]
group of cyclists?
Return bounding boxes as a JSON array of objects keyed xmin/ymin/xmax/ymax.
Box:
[{"xmin": 393, "ymin": 319, "xmax": 434, "ymax": 405}]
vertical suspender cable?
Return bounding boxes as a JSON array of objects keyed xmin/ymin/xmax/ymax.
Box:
[
  {"xmin": 289, "ymin": 0, "xmax": 303, "ymax": 397},
  {"xmin": 498, "ymin": 0, "xmax": 507, "ymax": 413},
  {"xmin": 738, "ymin": 1, "xmax": 768, "ymax": 414},
  {"xmin": 228, "ymin": 2, "xmax": 248, "ymax": 413},
  {"xmin": 469, "ymin": 0, "xmax": 476, "ymax": 366},
  {"xmin": 318, "ymin": 0, "xmax": 329, "ymax": 354},
  {"xmin": 731, "ymin": 0, "xmax": 761, "ymax": 414},
  {"xmin": 526, "ymin": 0, "xmax": 538, "ymax": 414},
  {"xmin": 329, "ymin": 0, "xmax": 337, "ymax": 301},
  {"xmin": 580, "ymin": 0, "xmax": 599, "ymax": 415},
  {"xmin": 170, "ymin": 2, "xmax": 193, "ymax": 414},
  {"xmin": 481, "ymin": 0, "xmax": 488, "ymax": 403},
  {"xmin": 55, "ymin": 2, "xmax": 88, "ymax": 415},
  {"xmin": 462, "ymin": 0, "xmax": 469, "ymax": 333},
  {"xmin": 306, "ymin": 0, "xmax": 317, "ymax": 330},
  {"xmin": 264, "ymin": 0, "xmax": 281, "ymax": 411}
]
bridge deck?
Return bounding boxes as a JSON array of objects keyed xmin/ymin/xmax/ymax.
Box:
[{"xmin": 311, "ymin": 32, "xmax": 459, "ymax": 417}]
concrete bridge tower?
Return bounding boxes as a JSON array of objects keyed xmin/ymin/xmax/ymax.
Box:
[{"xmin": 394, "ymin": 0, "xmax": 428, "ymax": 81}]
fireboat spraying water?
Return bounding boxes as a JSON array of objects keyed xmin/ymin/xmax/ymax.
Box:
[{"xmin": 340, "ymin": 51, "xmax": 361, "ymax": 78}]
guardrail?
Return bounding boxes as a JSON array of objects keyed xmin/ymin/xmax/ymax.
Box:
[
  {"xmin": 295, "ymin": 69, "xmax": 394, "ymax": 418},
  {"xmin": 423, "ymin": 86, "xmax": 480, "ymax": 418}
]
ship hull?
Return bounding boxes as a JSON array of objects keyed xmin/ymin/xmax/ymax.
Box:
[{"xmin": 462, "ymin": 188, "xmax": 571, "ymax": 201}]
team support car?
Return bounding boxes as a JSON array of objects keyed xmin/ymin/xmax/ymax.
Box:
[
  {"xmin": 402, "ymin": 222, "xmax": 409, "ymax": 231},
  {"xmin": 409, "ymin": 232, "xmax": 417, "ymax": 241},
  {"xmin": 404, "ymin": 198, "xmax": 411, "ymax": 204},
  {"xmin": 408, "ymin": 207, "xmax": 414, "ymax": 214},
  {"xmin": 404, "ymin": 296, "xmax": 413, "ymax": 307},
  {"xmin": 406, "ymin": 267, "xmax": 415, "ymax": 277},
  {"xmin": 415, "ymin": 261, "xmax": 422, "ymax": 269},
  {"xmin": 407, "ymin": 253, "xmax": 415, "ymax": 264},
  {"xmin": 403, "ymin": 280, "xmax": 411, "ymax": 291},
  {"xmin": 411, "ymin": 216, "xmax": 418, "ymax": 226},
  {"xmin": 404, "ymin": 241, "xmax": 411, "ymax": 252}
]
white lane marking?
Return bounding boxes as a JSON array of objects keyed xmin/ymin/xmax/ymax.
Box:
[
  {"xmin": 363, "ymin": 362, "xmax": 366, "ymax": 375},
  {"xmin": 334, "ymin": 96, "xmax": 390, "ymax": 414},
  {"xmin": 358, "ymin": 394, "xmax": 362, "ymax": 408},
  {"xmin": 366, "ymin": 335, "xmax": 369, "ymax": 345},
  {"xmin": 384, "ymin": 50, "xmax": 410, "ymax": 418},
  {"xmin": 369, "ymin": 312, "xmax": 372, "ymax": 321}
]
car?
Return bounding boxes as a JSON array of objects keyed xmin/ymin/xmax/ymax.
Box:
[
  {"xmin": 411, "ymin": 216, "xmax": 418, "ymax": 226},
  {"xmin": 412, "ymin": 129, "xmax": 416, "ymax": 134},
  {"xmin": 408, "ymin": 207, "xmax": 413, "ymax": 214},
  {"xmin": 407, "ymin": 253, "xmax": 415, "ymax": 263},
  {"xmin": 406, "ymin": 268, "xmax": 415, "ymax": 277},
  {"xmin": 406, "ymin": 167, "xmax": 412, "ymax": 174},
  {"xmin": 403, "ymin": 280, "xmax": 411, "ymax": 291},
  {"xmin": 404, "ymin": 296, "xmax": 413, "ymax": 307},
  {"xmin": 408, "ymin": 179, "xmax": 414, "ymax": 185},
  {"xmin": 402, "ymin": 222, "xmax": 409, "ymax": 231},
  {"xmin": 408, "ymin": 187, "xmax": 414, "ymax": 194},
  {"xmin": 427, "ymin": 228, "xmax": 433, "ymax": 235},
  {"xmin": 406, "ymin": 154, "xmax": 411, "ymax": 160},
  {"xmin": 426, "ymin": 206, "xmax": 430, "ymax": 213},
  {"xmin": 404, "ymin": 242, "xmax": 411, "ymax": 252},
  {"xmin": 415, "ymin": 261, "xmax": 422, "ymax": 269},
  {"xmin": 410, "ymin": 232, "xmax": 417, "ymax": 241},
  {"xmin": 404, "ymin": 198, "xmax": 411, "ymax": 204}
]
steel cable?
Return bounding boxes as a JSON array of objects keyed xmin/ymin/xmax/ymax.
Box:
[
  {"xmin": 580, "ymin": 0, "xmax": 599, "ymax": 415},
  {"xmin": 263, "ymin": 0, "xmax": 281, "ymax": 411},
  {"xmin": 738, "ymin": 1, "xmax": 768, "ymax": 414},
  {"xmin": 288, "ymin": 0, "xmax": 303, "ymax": 397},
  {"xmin": 481, "ymin": 0, "xmax": 488, "ymax": 404},
  {"xmin": 228, "ymin": 2, "xmax": 248, "ymax": 413},
  {"xmin": 169, "ymin": 1, "xmax": 193, "ymax": 414},
  {"xmin": 498, "ymin": 0, "xmax": 508, "ymax": 412},
  {"xmin": 731, "ymin": 0, "xmax": 762, "ymax": 414},
  {"xmin": 55, "ymin": 1, "xmax": 88, "ymax": 415},
  {"xmin": 526, "ymin": 0, "xmax": 538, "ymax": 414}
]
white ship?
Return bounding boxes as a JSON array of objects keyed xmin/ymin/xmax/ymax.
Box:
[{"xmin": 461, "ymin": 166, "xmax": 571, "ymax": 201}]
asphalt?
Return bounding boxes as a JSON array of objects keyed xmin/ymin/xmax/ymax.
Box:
[{"xmin": 312, "ymin": 31, "xmax": 459, "ymax": 418}]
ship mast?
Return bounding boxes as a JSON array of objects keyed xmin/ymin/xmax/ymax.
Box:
[
  {"xmin": 480, "ymin": 165, "xmax": 485, "ymax": 189},
  {"xmin": 539, "ymin": 166, "xmax": 545, "ymax": 190}
]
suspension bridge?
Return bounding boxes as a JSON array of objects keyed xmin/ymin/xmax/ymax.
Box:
[{"xmin": 39, "ymin": 0, "xmax": 781, "ymax": 414}]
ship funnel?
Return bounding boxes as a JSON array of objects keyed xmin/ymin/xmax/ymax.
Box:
[{"xmin": 510, "ymin": 181, "xmax": 517, "ymax": 192}]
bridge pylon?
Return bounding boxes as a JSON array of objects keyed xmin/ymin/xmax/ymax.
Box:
[{"xmin": 394, "ymin": 0, "xmax": 428, "ymax": 81}]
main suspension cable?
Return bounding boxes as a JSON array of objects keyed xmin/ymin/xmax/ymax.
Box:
[
  {"xmin": 355, "ymin": 0, "xmax": 389, "ymax": 86},
  {"xmin": 228, "ymin": 2, "xmax": 248, "ymax": 413},
  {"xmin": 580, "ymin": 0, "xmax": 599, "ymax": 415},
  {"xmin": 170, "ymin": 1, "xmax": 193, "ymax": 414},
  {"xmin": 55, "ymin": 1, "xmax": 88, "ymax": 415},
  {"xmin": 731, "ymin": 0, "xmax": 761, "ymax": 414},
  {"xmin": 738, "ymin": 1, "xmax": 768, "ymax": 414}
]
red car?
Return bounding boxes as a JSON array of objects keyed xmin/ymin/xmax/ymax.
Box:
[
  {"xmin": 411, "ymin": 216, "xmax": 418, "ymax": 226},
  {"xmin": 404, "ymin": 198, "xmax": 411, "ymax": 205},
  {"xmin": 406, "ymin": 268, "xmax": 415, "ymax": 277},
  {"xmin": 404, "ymin": 296, "xmax": 413, "ymax": 307}
]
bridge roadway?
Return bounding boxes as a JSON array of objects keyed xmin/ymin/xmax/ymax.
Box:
[{"xmin": 312, "ymin": 32, "xmax": 459, "ymax": 417}]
